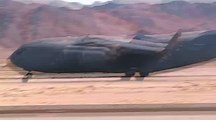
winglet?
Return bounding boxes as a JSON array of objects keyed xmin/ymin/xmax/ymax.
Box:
[{"xmin": 161, "ymin": 30, "xmax": 182, "ymax": 55}]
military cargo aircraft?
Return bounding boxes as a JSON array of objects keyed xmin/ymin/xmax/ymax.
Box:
[{"xmin": 9, "ymin": 30, "xmax": 216, "ymax": 82}]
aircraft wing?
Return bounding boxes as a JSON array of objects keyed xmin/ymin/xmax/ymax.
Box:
[
  {"xmin": 72, "ymin": 31, "xmax": 181, "ymax": 56},
  {"xmin": 73, "ymin": 36, "xmax": 165, "ymax": 55}
]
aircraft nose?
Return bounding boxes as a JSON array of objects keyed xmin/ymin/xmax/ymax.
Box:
[{"xmin": 10, "ymin": 46, "xmax": 28, "ymax": 68}]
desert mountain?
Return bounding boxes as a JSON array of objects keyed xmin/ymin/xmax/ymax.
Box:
[{"xmin": 0, "ymin": 0, "xmax": 216, "ymax": 48}]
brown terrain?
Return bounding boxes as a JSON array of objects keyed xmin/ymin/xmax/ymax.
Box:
[
  {"xmin": 1, "ymin": 1, "xmax": 216, "ymax": 106},
  {"xmin": 0, "ymin": 0, "xmax": 216, "ymax": 48}
]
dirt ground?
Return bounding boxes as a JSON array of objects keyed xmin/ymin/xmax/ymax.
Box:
[{"xmin": 1, "ymin": 49, "xmax": 216, "ymax": 106}]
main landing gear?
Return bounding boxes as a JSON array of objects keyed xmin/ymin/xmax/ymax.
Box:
[
  {"xmin": 125, "ymin": 68, "xmax": 136, "ymax": 77},
  {"xmin": 139, "ymin": 71, "xmax": 150, "ymax": 77},
  {"xmin": 124, "ymin": 68, "xmax": 150, "ymax": 78}
]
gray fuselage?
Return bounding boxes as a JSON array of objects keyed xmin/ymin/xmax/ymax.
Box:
[{"xmin": 10, "ymin": 31, "xmax": 216, "ymax": 75}]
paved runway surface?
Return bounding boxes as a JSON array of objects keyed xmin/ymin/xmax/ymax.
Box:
[{"xmin": 2, "ymin": 112, "xmax": 216, "ymax": 120}]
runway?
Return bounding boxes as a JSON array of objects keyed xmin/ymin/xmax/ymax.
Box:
[
  {"xmin": 1, "ymin": 111, "xmax": 216, "ymax": 120},
  {"xmin": 2, "ymin": 112, "xmax": 216, "ymax": 120},
  {"xmin": 2, "ymin": 104, "xmax": 216, "ymax": 119}
]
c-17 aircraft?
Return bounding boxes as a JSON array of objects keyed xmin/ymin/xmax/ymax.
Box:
[{"xmin": 9, "ymin": 30, "xmax": 216, "ymax": 82}]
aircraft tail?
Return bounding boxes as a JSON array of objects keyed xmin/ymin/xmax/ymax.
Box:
[{"xmin": 160, "ymin": 30, "xmax": 182, "ymax": 55}]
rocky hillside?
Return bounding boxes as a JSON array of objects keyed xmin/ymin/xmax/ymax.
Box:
[{"xmin": 0, "ymin": 0, "xmax": 216, "ymax": 48}]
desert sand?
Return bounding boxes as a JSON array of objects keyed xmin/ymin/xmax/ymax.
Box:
[{"xmin": 1, "ymin": 49, "xmax": 216, "ymax": 106}]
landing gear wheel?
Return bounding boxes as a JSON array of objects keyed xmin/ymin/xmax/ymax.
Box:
[
  {"xmin": 22, "ymin": 71, "xmax": 33, "ymax": 83},
  {"xmin": 139, "ymin": 71, "xmax": 149, "ymax": 77},
  {"xmin": 125, "ymin": 68, "xmax": 136, "ymax": 77},
  {"xmin": 22, "ymin": 77, "xmax": 29, "ymax": 83},
  {"xmin": 125, "ymin": 71, "xmax": 135, "ymax": 77}
]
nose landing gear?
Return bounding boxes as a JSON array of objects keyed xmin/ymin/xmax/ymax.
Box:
[{"xmin": 22, "ymin": 71, "xmax": 33, "ymax": 83}]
